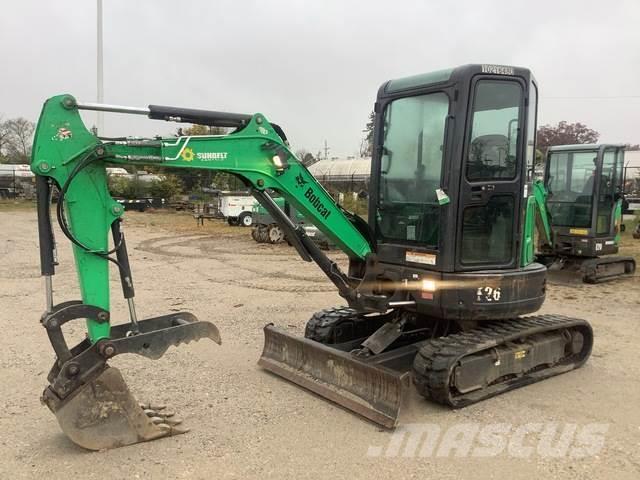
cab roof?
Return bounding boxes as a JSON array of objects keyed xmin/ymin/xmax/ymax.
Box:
[
  {"xmin": 382, "ymin": 64, "xmax": 533, "ymax": 96},
  {"xmin": 548, "ymin": 144, "xmax": 626, "ymax": 152}
]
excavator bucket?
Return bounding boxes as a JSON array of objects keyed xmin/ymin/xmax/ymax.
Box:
[
  {"xmin": 259, "ymin": 324, "xmax": 411, "ymax": 428},
  {"xmin": 52, "ymin": 367, "xmax": 188, "ymax": 451},
  {"xmin": 42, "ymin": 312, "xmax": 221, "ymax": 450}
]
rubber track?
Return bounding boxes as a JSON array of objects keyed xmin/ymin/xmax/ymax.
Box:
[
  {"xmin": 581, "ymin": 256, "xmax": 636, "ymax": 284},
  {"xmin": 413, "ymin": 314, "xmax": 593, "ymax": 408},
  {"xmin": 304, "ymin": 306, "xmax": 361, "ymax": 343}
]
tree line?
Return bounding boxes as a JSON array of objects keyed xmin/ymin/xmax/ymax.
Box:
[{"xmin": 0, "ymin": 117, "xmax": 34, "ymax": 164}]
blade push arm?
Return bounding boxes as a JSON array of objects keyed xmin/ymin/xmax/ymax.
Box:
[{"xmin": 32, "ymin": 94, "xmax": 377, "ymax": 343}]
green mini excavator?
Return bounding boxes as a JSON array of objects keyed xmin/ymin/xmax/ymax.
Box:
[
  {"xmin": 32, "ymin": 64, "xmax": 597, "ymax": 450},
  {"xmin": 535, "ymin": 144, "xmax": 635, "ymax": 283}
]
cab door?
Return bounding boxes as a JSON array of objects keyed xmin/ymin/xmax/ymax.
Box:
[
  {"xmin": 595, "ymin": 146, "xmax": 624, "ymax": 236},
  {"xmin": 456, "ymin": 76, "xmax": 527, "ymax": 270}
]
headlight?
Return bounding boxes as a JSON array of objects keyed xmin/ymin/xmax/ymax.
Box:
[{"xmin": 272, "ymin": 155, "xmax": 284, "ymax": 169}]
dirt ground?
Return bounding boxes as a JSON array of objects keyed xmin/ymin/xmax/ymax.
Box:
[{"xmin": 1, "ymin": 206, "xmax": 639, "ymax": 479}]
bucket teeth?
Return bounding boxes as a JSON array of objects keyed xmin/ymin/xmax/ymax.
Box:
[
  {"xmin": 51, "ymin": 367, "xmax": 191, "ymax": 450},
  {"xmin": 42, "ymin": 313, "xmax": 221, "ymax": 450},
  {"xmin": 150, "ymin": 415, "xmax": 183, "ymax": 426},
  {"xmin": 139, "ymin": 402, "xmax": 167, "ymax": 411},
  {"xmin": 157, "ymin": 424, "xmax": 190, "ymax": 435},
  {"xmin": 143, "ymin": 408, "xmax": 175, "ymax": 418}
]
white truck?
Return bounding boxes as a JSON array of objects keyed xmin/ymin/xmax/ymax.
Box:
[
  {"xmin": 0, "ymin": 164, "xmax": 35, "ymax": 198},
  {"xmin": 218, "ymin": 193, "xmax": 257, "ymax": 226}
]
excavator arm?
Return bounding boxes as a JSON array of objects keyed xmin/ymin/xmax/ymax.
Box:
[
  {"xmin": 531, "ymin": 179, "xmax": 554, "ymax": 252},
  {"xmin": 31, "ymin": 94, "xmax": 380, "ymax": 450},
  {"xmin": 33, "ymin": 94, "xmax": 379, "ymax": 341},
  {"xmin": 520, "ymin": 179, "xmax": 554, "ymax": 266}
]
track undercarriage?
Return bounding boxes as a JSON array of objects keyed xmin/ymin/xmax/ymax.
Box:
[
  {"xmin": 260, "ymin": 307, "xmax": 593, "ymax": 428},
  {"xmin": 541, "ymin": 254, "xmax": 636, "ymax": 284}
]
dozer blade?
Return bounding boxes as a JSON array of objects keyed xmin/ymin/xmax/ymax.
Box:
[
  {"xmin": 259, "ymin": 324, "xmax": 411, "ymax": 428},
  {"xmin": 53, "ymin": 366, "xmax": 187, "ymax": 451}
]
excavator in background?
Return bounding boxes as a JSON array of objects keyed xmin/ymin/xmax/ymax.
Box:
[
  {"xmin": 535, "ymin": 144, "xmax": 636, "ymax": 283},
  {"xmin": 32, "ymin": 64, "xmax": 595, "ymax": 450},
  {"xmin": 251, "ymin": 197, "xmax": 335, "ymax": 248},
  {"xmin": 251, "ymin": 196, "xmax": 305, "ymax": 243}
]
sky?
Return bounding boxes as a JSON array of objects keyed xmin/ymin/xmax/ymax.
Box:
[{"xmin": 1, "ymin": 0, "xmax": 640, "ymax": 157}]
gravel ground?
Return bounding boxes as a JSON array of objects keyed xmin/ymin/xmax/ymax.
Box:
[{"xmin": 1, "ymin": 208, "xmax": 639, "ymax": 479}]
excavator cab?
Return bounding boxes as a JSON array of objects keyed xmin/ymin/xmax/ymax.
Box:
[
  {"xmin": 542, "ymin": 144, "xmax": 635, "ymax": 282},
  {"xmin": 545, "ymin": 144, "xmax": 625, "ymax": 256},
  {"xmin": 359, "ymin": 64, "xmax": 546, "ymax": 320}
]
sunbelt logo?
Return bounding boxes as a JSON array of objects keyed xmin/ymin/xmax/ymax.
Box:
[{"xmin": 180, "ymin": 147, "xmax": 228, "ymax": 162}]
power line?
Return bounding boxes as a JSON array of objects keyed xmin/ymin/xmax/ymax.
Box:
[{"xmin": 542, "ymin": 95, "xmax": 640, "ymax": 100}]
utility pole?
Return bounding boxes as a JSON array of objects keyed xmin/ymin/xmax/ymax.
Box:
[
  {"xmin": 323, "ymin": 140, "xmax": 330, "ymax": 161},
  {"xmin": 96, "ymin": 0, "xmax": 104, "ymax": 134}
]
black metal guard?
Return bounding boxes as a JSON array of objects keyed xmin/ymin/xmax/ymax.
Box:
[
  {"xmin": 35, "ymin": 176, "xmax": 56, "ymax": 276},
  {"xmin": 148, "ymin": 105, "xmax": 252, "ymax": 129}
]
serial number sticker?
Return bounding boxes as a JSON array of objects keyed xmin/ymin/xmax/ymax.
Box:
[
  {"xmin": 406, "ymin": 251, "xmax": 436, "ymax": 265},
  {"xmin": 569, "ymin": 228, "xmax": 588, "ymax": 235},
  {"xmin": 514, "ymin": 350, "xmax": 527, "ymax": 360},
  {"xmin": 481, "ymin": 64, "xmax": 515, "ymax": 75}
]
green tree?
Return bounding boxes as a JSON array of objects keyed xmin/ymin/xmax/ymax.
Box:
[
  {"xmin": 150, "ymin": 174, "xmax": 182, "ymax": 200},
  {"xmin": 360, "ymin": 111, "xmax": 375, "ymax": 157},
  {"xmin": 108, "ymin": 176, "xmax": 146, "ymax": 198}
]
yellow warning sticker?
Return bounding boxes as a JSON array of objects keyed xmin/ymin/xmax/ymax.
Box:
[
  {"xmin": 514, "ymin": 350, "xmax": 527, "ymax": 360},
  {"xmin": 569, "ymin": 228, "xmax": 588, "ymax": 235}
]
